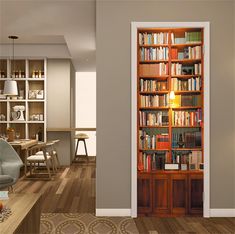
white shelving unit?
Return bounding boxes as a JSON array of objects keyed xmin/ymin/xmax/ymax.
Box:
[{"xmin": 0, "ymin": 58, "xmax": 47, "ymax": 141}]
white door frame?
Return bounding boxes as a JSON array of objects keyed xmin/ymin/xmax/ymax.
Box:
[{"xmin": 131, "ymin": 22, "xmax": 210, "ymax": 218}]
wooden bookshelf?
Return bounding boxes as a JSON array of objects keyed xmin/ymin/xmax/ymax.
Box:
[
  {"xmin": 137, "ymin": 28, "xmax": 204, "ymax": 217},
  {"xmin": 0, "ymin": 58, "xmax": 47, "ymax": 141}
]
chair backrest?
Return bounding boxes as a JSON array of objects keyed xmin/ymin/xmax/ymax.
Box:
[
  {"xmin": 0, "ymin": 139, "xmax": 23, "ymax": 164},
  {"xmin": 0, "ymin": 139, "xmax": 23, "ymax": 178}
]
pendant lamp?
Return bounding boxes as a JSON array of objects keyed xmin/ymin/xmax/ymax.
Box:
[{"xmin": 3, "ymin": 36, "xmax": 18, "ymax": 96}]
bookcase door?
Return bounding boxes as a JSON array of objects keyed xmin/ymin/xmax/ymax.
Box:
[
  {"xmin": 188, "ymin": 173, "xmax": 203, "ymax": 215},
  {"xmin": 152, "ymin": 174, "xmax": 170, "ymax": 215},
  {"xmin": 137, "ymin": 173, "xmax": 152, "ymax": 214},
  {"xmin": 171, "ymin": 174, "xmax": 188, "ymax": 215}
]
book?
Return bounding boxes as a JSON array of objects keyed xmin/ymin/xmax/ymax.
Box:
[{"xmin": 139, "ymin": 63, "xmax": 169, "ymax": 76}]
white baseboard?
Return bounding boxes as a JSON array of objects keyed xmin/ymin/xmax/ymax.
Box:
[
  {"xmin": 210, "ymin": 209, "xmax": 235, "ymax": 217},
  {"xmin": 96, "ymin": 209, "xmax": 131, "ymax": 217}
]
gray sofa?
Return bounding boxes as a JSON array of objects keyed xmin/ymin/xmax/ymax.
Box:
[{"xmin": 0, "ymin": 139, "xmax": 23, "ymax": 189}]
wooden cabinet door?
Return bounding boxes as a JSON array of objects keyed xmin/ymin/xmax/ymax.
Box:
[
  {"xmin": 188, "ymin": 173, "xmax": 203, "ymax": 215},
  {"xmin": 152, "ymin": 174, "xmax": 170, "ymax": 215},
  {"xmin": 137, "ymin": 173, "xmax": 152, "ymax": 214},
  {"xmin": 171, "ymin": 174, "xmax": 188, "ymax": 215}
]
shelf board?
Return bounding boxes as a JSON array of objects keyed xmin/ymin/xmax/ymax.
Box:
[
  {"xmin": 7, "ymin": 99, "xmax": 26, "ymax": 102},
  {"xmin": 138, "ymin": 170, "xmax": 203, "ymax": 175},
  {"xmin": 174, "ymin": 91, "xmax": 201, "ymax": 94},
  {"xmin": 27, "ymin": 78, "xmax": 45, "ymax": 81},
  {"xmin": 139, "ymin": 126, "xmax": 169, "ymax": 128},
  {"xmin": 0, "ymin": 121, "xmax": 7, "ymax": 123},
  {"xmin": 28, "ymin": 100, "xmax": 45, "ymax": 102},
  {"xmin": 139, "ymin": 76, "xmax": 168, "ymax": 80},
  {"xmin": 172, "ymin": 148, "xmax": 202, "ymax": 151},
  {"xmin": 139, "ymin": 107, "xmax": 169, "ymax": 110},
  {"xmin": 139, "ymin": 91, "xmax": 168, "ymax": 95},
  {"xmin": 172, "ymin": 126, "xmax": 201, "ymax": 128},
  {"xmin": 171, "ymin": 42, "xmax": 202, "ymax": 47},
  {"xmin": 0, "ymin": 78, "xmax": 45, "ymax": 81},
  {"xmin": 0, "ymin": 78, "xmax": 26, "ymax": 81},
  {"xmin": 172, "ymin": 106, "xmax": 201, "ymax": 110},
  {"xmin": 171, "ymin": 59, "xmax": 201, "ymax": 63},
  {"xmin": 28, "ymin": 121, "xmax": 45, "ymax": 124},
  {"xmin": 9, "ymin": 121, "xmax": 26, "ymax": 124},
  {"xmin": 139, "ymin": 44, "xmax": 169, "ymax": 48},
  {"xmin": 171, "ymin": 74, "xmax": 201, "ymax": 78},
  {"xmin": 139, "ymin": 60, "xmax": 168, "ymax": 63},
  {"xmin": 140, "ymin": 149, "xmax": 169, "ymax": 151}
]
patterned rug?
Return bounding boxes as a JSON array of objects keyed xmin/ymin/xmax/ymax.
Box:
[{"xmin": 40, "ymin": 213, "xmax": 139, "ymax": 234}]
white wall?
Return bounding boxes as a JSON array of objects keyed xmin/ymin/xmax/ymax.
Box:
[{"xmin": 76, "ymin": 72, "xmax": 96, "ymax": 156}]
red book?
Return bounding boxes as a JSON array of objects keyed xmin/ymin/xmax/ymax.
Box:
[
  {"xmin": 147, "ymin": 155, "xmax": 151, "ymax": 172},
  {"xmin": 138, "ymin": 152, "xmax": 144, "ymax": 171}
]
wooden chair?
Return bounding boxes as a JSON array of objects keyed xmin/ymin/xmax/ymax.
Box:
[
  {"xmin": 25, "ymin": 143, "xmax": 54, "ymax": 180},
  {"xmin": 35, "ymin": 140, "xmax": 60, "ymax": 172}
]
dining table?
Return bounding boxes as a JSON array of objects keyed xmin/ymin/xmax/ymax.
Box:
[{"xmin": 9, "ymin": 139, "xmax": 39, "ymax": 175}]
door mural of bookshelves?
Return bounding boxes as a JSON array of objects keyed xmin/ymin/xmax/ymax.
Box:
[
  {"xmin": 0, "ymin": 58, "xmax": 46, "ymax": 142},
  {"xmin": 137, "ymin": 29, "xmax": 203, "ymax": 216}
]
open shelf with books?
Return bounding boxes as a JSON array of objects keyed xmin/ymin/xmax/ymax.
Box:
[{"xmin": 137, "ymin": 28, "xmax": 204, "ymax": 217}]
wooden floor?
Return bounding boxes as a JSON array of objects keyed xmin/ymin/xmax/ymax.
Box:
[
  {"xmin": 13, "ymin": 158, "xmax": 235, "ymax": 233},
  {"xmin": 134, "ymin": 217, "xmax": 235, "ymax": 234},
  {"xmin": 13, "ymin": 158, "xmax": 96, "ymax": 213}
]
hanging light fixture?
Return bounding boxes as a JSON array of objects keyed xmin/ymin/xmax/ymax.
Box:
[{"xmin": 3, "ymin": 36, "xmax": 18, "ymax": 96}]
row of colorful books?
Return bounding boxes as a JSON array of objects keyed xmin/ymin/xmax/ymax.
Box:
[
  {"xmin": 139, "ymin": 63, "xmax": 168, "ymax": 76},
  {"xmin": 139, "ymin": 131, "xmax": 170, "ymax": 150},
  {"xmin": 172, "ymin": 109, "xmax": 202, "ymax": 127},
  {"xmin": 139, "ymin": 111, "xmax": 169, "ymax": 126},
  {"xmin": 172, "ymin": 131, "xmax": 201, "ymax": 148},
  {"xmin": 171, "ymin": 46, "xmax": 201, "ymax": 60},
  {"xmin": 140, "ymin": 79, "xmax": 167, "ymax": 92},
  {"xmin": 138, "ymin": 150, "xmax": 202, "ymax": 171},
  {"xmin": 173, "ymin": 94, "xmax": 202, "ymax": 107},
  {"xmin": 139, "ymin": 47, "xmax": 169, "ymax": 61},
  {"xmin": 172, "ymin": 151, "xmax": 202, "ymax": 169},
  {"xmin": 139, "ymin": 31, "xmax": 202, "ymax": 45},
  {"xmin": 138, "ymin": 152, "xmax": 170, "ymax": 171},
  {"xmin": 171, "ymin": 32, "xmax": 202, "ymax": 44},
  {"xmin": 140, "ymin": 94, "xmax": 169, "ymax": 107},
  {"xmin": 171, "ymin": 63, "xmax": 201, "ymax": 75},
  {"xmin": 139, "ymin": 32, "xmax": 169, "ymax": 45},
  {"xmin": 171, "ymin": 77, "xmax": 201, "ymax": 91}
]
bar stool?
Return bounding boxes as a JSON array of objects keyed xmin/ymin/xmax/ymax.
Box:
[{"xmin": 74, "ymin": 133, "xmax": 89, "ymax": 163}]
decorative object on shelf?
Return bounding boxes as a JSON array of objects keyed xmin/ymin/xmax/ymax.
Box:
[
  {"xmin": 37, "ymin": 127, "xmax": 43, "ymax": 141},
  {"xmin": 29, "ymin": 113, "xmax": 44, "ymax": 121},
  {"xmin": 3, "ymin": 36, "xmax": 18, "ymax": 96},
  {"xmin": 15, "ymin": 131, "xmax": 20, "ymax": 139},
  {"xmin": 6, "ymin": 127, "xmax": 15, "ymax": 142},
  {"xmin": 177, "ymin": 133, "xmax": 185, "ymax": 148},
  {"xmin": 28, "ymin": 90, "xmax": 44, "ymax": 99},
  {"xmin": 0, "ymin": 114, "xmax": 6, "ymax": 121},
  {"xmin": 164, "ymin": 163, "xmax": 179, "ymax": 170},
  {"xmin": 0, "ymin": 90, "xmax": 6, "ymax": 99},
  {"xmin": 12, "ymin": 105, "xmax": 25, "ymax": 121},
  {"xmin": 181, "ymin": 164, "xmax": 188, "ymax": 170}
]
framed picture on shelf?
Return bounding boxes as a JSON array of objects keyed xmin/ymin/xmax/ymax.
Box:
[
  {"xmin": 28, "ymin": 90, "xmax": 37, "ymax": 99},
  {"xmin": 36, "ymin": 90, "xmax": 44, "ymax": 99}
]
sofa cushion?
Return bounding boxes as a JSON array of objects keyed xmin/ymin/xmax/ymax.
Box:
[{"xmin": 0, "ymin": 175, "xmax": 14, "ymax": 184}]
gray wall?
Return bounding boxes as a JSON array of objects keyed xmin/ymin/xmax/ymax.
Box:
[{"xmin": 96, "ymin": 0, "xmax": 235, "ymax": 209}]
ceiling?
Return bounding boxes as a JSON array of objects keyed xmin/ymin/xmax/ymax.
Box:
[{"xmin": 0, "ymin": 0, "xmax": 96, "ymax": 71}]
